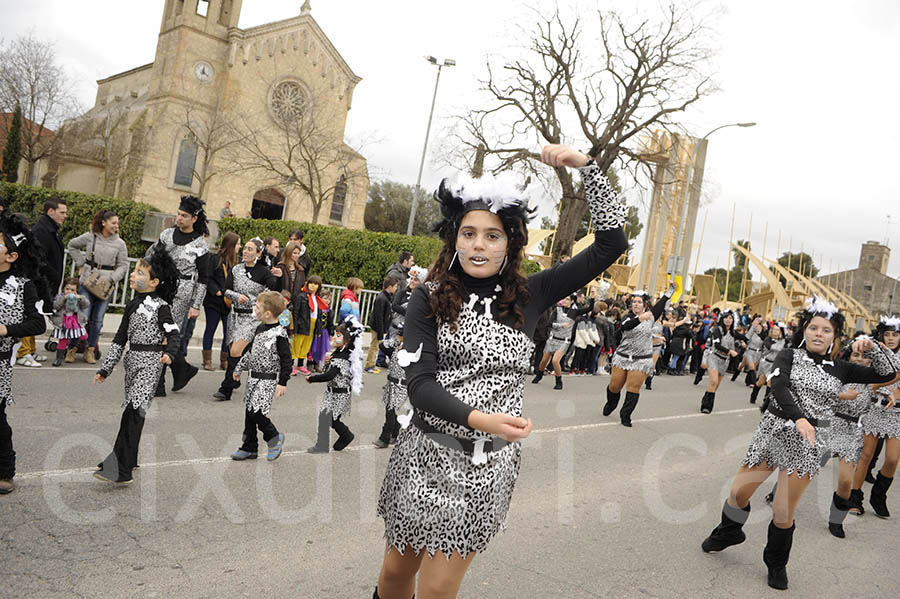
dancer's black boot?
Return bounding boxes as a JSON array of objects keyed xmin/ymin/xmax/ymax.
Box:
[
  {"xmin": 693, "ymin": 368, "xmax": 705, "ymax": 385},
  {"xmin": 828, "ymin": 492, "xmax": 850, "ymax": 538},
  {"xmin": 603, "ymin": 386, "xmax": 621, "ymax": 416},
  {"xmin": 744, "ymin": 370, "xmax": 756, "ymax": 387},
  {"xmin": 553, "ymin": 376, "xmax": 563, "ymax": 390},
  {"xmin": 155, "ymin": 365, "xmax": 167, "ymax": 397},
  {"xmin": 331, "ymin": 418, "xmax": 355, "ymax": 451},
  {"xmin": 644, "ymin": 374, "xmax": 653, "ymax": 390},
  {"xmin": 731, "ymin": 367, "xmax": 741, "ymax": 382},
  {"xmin": 171, "ymin": 353, "xmax": 198, "ymax": 392},
  {"xmin": 307, "ymin": 411, "xmax": 331, "ymax": 453},
  {"xmin": 701, "ymin": 500, "xmax": 750, "ymax": 552},
  {"xmin": 763, "ymin": 520, "xmax": 795, "ymax": 590},
  {"xmin": 212, "ymin": 356, "xmax": 239, "ymax": 401},
  {"xmin": 700, "ymin": 391, "xmax": 715, "ymax": 414},
  {"xmin": 531, "ymin": 371, "xmax": 543, "ymax": 384},
  {"xmin": 870, "ymin": 472, "xmax": 893, "ymax": 518},
  {"xmin": 848, "ymin": 488, "xmax": 865, "ymax": 516},
  {"xmin": 619, "ymin": 391, "xmax": 640, "ymax": 427},
  {"xmin": 749, "ymin": 384, "xmax": 761, "ymax": 404}
]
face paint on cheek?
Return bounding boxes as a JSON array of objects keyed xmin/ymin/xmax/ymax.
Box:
[
  {"xmin": 334, "ymin": 334, "xmax": 344, "ymax": 347},
  {"xmin": 487, "ymin": 248, "xmax": 506, "ymax": 266},
  {"xmin": 133, "ymin": 279, "xmax": 147, "ymax": 291}
]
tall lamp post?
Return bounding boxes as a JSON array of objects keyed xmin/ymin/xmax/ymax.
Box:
[
  {"xmin": 407, "ymin": 56, "xmax": 455, "ymax": 236},
  {"xmin": 671, "ymin": 122, "xmax": 756, "ymax": 292}
]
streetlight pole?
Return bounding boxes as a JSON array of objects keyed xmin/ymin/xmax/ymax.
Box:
[
  {"xmin": 671, "ymin": 122, "xmax": 756, "ymax": 286},
  {"xmin": 407, "ymin": 56, "xmax": 455, "ymax": 236}
]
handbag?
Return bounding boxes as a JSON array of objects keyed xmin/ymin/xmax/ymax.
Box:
[
  {"xmin": 81, "ymin": 235, "xmax": 114, "ymax": 300},
  {"xmin": 222, "ymin": 263, "xmax": 232, "ymax": 310}
]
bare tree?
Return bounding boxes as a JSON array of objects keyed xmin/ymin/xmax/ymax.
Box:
[
  {"xmin": 0, "ymin": 33, "xmax": 81, "ymax": 186},
  {"xmin": 228, "ymin": 83, "xmax": 367, "ymax": 222},
  {"xmin": 455, "ymin": 3, "xmax": 717, "ymax": 262}
]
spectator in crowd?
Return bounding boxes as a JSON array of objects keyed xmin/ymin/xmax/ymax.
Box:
[
  {"xmin": 365, "ymin": 275, "xmax": 399, "ymax": 373},
  {"xmin": 385, "ymin": 251, "xmax": 414, "ymax": 294},
  {"xmin": 339, "ymin": 277, "xmax": 363, "ymax": 322},
  {"xmin": 219, "ymin": 200, "xmax": 233, "ymax": 219},
  {"xmin": 288, "ymin": 230, "xmax": 312, "ymax": 289},
  {"xmin": 261, "ymin": 237, "xmax": 281, "ymax": 269},
  {"xmin": 66, "ymin": 209, "xmax": 129, "ymax": 364}
]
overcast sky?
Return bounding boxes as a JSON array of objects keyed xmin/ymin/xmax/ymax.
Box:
[{"xmin": 3, "ymin": 0, "xmax": 899, "ymax": 281}]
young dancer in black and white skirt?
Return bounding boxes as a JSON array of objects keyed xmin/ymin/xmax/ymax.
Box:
[
  {"xmin": 602, "ymin": 287, "xmax": 674, "ymax": 426},
  {"xmin": 145, "ymin": 195, "xmax": 209, "ymax": 395},
  {"xmin": 851, "ymin": 316, "xmax": 900, "ymax": 518},
  {"xmin": 93, "ymin": 251, "xmax": 180, "ymax": 484},
  {"xmin": 0, "ymin": 214, "xmax": 47, "ymax": 495},
  {"xmin": 373, "ymin": 144, "xmax": 627, "ymax": 598},
  {"xmin": 700, "ymin": 299, "xmax": 897, "ymax": 590},
  {"xmin": 229, "ymin": 291, "xmax": 292, "ymax": 462},
  {"xmin": 213, "ymin": 239, "xmax": 280, "ymax": 401},
  {"xmin": 699, "ymin": 311, "xmax": 748, "ymax": 413}
]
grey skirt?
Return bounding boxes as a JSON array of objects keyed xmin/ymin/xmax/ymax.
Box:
[
  {"xmin": 705, "ymin": 352, "xmax": 729, "ymax": 375},
  {"xmin": 544, "ymin": 336, "xmax": 570, "ymax": 354},
  {"xmin": 744, "ymin": 349, "xmax": 762, "ymax": 368},
  {"xmin": 611, "ymin": 352, "xmax": 654, "ymax": 375}
]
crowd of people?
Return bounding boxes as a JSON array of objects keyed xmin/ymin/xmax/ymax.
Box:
[{"xmin": 1, "ymin": 141, "xmax": 899, "ymax": 597}]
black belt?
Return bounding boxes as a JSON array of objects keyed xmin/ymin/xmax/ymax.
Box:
[
  {"xmin": 86, "ymin": 260, "xmax": 115, "ymax": 271},
  {"xmin": 834, "ymin": 412, "xmax": 862, "ymax": 425},
  {"xmin": 617, "ymin": 351, "xmax": 652, "ymax": 361},
  {"xmin": 767, "ymin": 405, "xmax": 830, "ymax": 428},
  {"xmin": 130, "ymin": 344, "xmax": 165, "ymax": 352},
  {"xmin": 551, "ymin": 336, "xmax": 569, "ymax": 342},
  {"xmin": 179, "ymin": 275, "xmax": 194, "ymax": 281},
  {"xmin": 387, "ymin": 375, "xmax": 406, "ymax": 387},
  {"xmin": 0, "ymin": 350, "xmax": 11, "ymax": 361},
  {"xmin": 329, "ymin": 386, "xmax": 348, "ymax": 394},
  {"xmin": 250, "ymin": 371, "xmax": 276, "ymax": 380},
  {"xmin": 411, "ymin": 412, "xmax": 509, "ymax": 457},
  {"xmin": 713, "ymin": 350, "xmax": 730, "ymax": 359},
  {"xmin": 233, "ymin": 307, "xmax": 253, "ymax": 314}
]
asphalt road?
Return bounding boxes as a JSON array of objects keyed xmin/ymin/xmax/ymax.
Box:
[{"xmin": 1, "ymin": 360, "xmax": 897, "ymax": 599}]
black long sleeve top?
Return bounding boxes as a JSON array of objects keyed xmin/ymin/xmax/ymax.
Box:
[
  {"xmin": 620, "ymin": 294, "xmax": 670, "ymax": 332},
  {"xmin": 403, "ymin": 227, "xmax": 628, "ymax": 428},
  {"xmin": 0, "ymin": 272, "xmax": 46, "ymax": 339},
  {"xmin": 307, "ymin": 347, "xmax": 351, "ymax": 383}
]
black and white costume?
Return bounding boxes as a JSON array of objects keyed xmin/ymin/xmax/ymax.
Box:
[
  {"xmin": 830, "ymin": 383, "xmax": 873, "ymax": 465},
  {"xmin": 704, "ymin": 320, "xmax": 747, "ymax": 375},
  {"xmin": 232, "ymin": 323, "xmax": 291, "ymax": 459},
  {"xmin": 611, "ymin": 295, "xmax": 671, "ymax": 376},
  {"xmin": 758, "ymin": 337, "xmax": 787, "ymax": 379},
  {"xmin": 744, "ymin": 327, "xmax": 765, "ymax": 369},
  {"xmin": 377, "ymin": 161, "xmax": 627, "ymax": 558},
  {"xmin": 545, "ymin": 303, "xmax": 588, "ymax": 354},
  {"xmin": 225, "ymin": 262, "xmax": 279, "ymax": 345},
  {"xmin": 317, "ymin": 350, "xmax": 354, "ymax": 418},
  {"xmin": 146, "ymin": 227, "xmax": 208, "ymax": 335},
  {"xmin": 860, "ymin": 348, "xmax": 900, "ymax": 441},
  {"xmin": 0, "ymin": 271, "xmax": 46, "ymax": 485},
  {"xmin": 95, "ymin": 292, "xmax": 180, "ymax": 482},
  {"xmin": 742, "ymin": 347, "xmax": 894, "ymax": 477}
]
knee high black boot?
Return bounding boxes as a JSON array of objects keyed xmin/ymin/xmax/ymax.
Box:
[
  {"xmin": 828, "ymin": 492, "xmax": 851, "ymax": 538},
  {"xmin": 155, "ymin": 365, "xmax": 167, "ymax": 397},
  {"xmin": 619, "ymin": 391, "xmax": 640, "ymax": 427},
  {"xmin": 213, "ymin": 356, "xmax": 240, "ymax": 400},
  {"xmin": 603, "ymin": 386, "xmax": 621, "ymax": 416},
  {"xmin": 744, "ymin": 370, "xmax": 756, "ymax": 387},
  {"xmin": 307, "ymin": 411, "xmax": 332, "ymax": 453},
  {"xmin": 702, "ymin": 500, "xmax": 750, "ymax": 552},
  {"xmin": 866, "ymin": 437, "xmax": 884, "ymax": 483},
  {"xmin": 693, "ymin": 368, "xmax": 705, "ymax": 385},
  {"xmin": 749, "ymin": 384, "xmax": 761, "ymax": 404},
  {"xmin": 731, "ymin": 367, "xmax": 741, "ymax": 382},
  {"xmin": 763, "ymin": 520, "xmax": 795, "ymax": 590},
  {"xmin": 700, "ymin": 391, "xmax": 715, "ymax": 414},
  {"xmin": 171, "ymin": 352, "xmax": 199, "ymax": 392},
  {"xmin": 870, "ymin": 472, "xmax": 893, "ymax": 518},
  {"xmin": 331, "ymin": 418, "xmax": 355, "ymax": 451},
  {"xmin": 849, "ymin": 488, "xmax": 865, "ymax": 515},
  {"xmin": 553, "ymin": 375, "xmax": 563, "ymax": 390}
]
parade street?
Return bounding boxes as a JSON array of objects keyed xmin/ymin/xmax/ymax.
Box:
[{"xmin": 1, "ymin": 363, "xmax": 894, "ymax": 599}]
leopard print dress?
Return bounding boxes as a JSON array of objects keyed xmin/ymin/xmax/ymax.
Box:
[
  {"xmin": 235, "ymin": 324, "xmax": 289, "ymax": 416},
  {"xmin": 320, "ymin": 355, "xmax": 353, "ymax": 418},
  {"xmin": 382, "ymin": 346, "xmax": 408, "ymax": 412},
  {"xmin": 225, "ymin": 263, "xmax": 268, "ymax": 344},
  {"xmin": 377, "ymin": 302, "xmax": 534, "ymax": 557},
  {"xmin": 612, "ymin": 318, "xmax": 656, "ymax": 375},
  {"xmin": 98, "ymin": 294, "xmax": 179, "ymax": 412},
  {"xmin": 861, "ymin": 349, "xmax": 900, "ymax": 439},
  {"xmin": 830, "ymin": 383, "xmax": 871, "ymax": 465},
  {"xmin": 147, "ymin": 228, "xmax": 207, "ymax": 329}
]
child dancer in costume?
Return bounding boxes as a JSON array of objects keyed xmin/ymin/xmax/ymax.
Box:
[
  {"xmin": 93, "ymin": 251, "xmax": 180, "ymax": 484},
  {"xmin": 603, "ymin": 287, "xmax": 674, "ymax": 426},
  {"xmin": 700, "ymin": 298, "xmax": 897, "ymax": 590},
  {"xmin": 50, "ymin": 277, "xmax": 89, "ymax": 366},
  {"xmin": 213, "ymin": 238, "xmax": 279, "ymax": 401},
  {"xmin": 373, "ymin": 144, "xmax": 627, "ymax": 598},
  {"xmin": 851, "ymin": 315, "xmax": 900, "ymax": 518},
  {"xmin": 305, "ymin": 315, "xmax": 363, "ymax": 453},
  {"xmin": 0, "ymin": 214, "xmax": 47, "ymax": 495},
  {"xmin": 229, "ymin": 291, "xmax": 291, "ymax": 462},
  {"xmin": 698, "ymin": 311, "xmax": 748, "ymax": 413}
]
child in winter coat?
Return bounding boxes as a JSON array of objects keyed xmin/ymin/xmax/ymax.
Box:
[
  {"xmin": 50, "ymin": 277, "xmax": 90, "ymax": 366},
  {"xmin": 339, "ymin": 277, "xmax": 363, "ymax": 322}
]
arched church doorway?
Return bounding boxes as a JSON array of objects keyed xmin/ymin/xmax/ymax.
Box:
[{"xmin": 251, "ymin": 188, "xmax": 285, "ymax": 220}]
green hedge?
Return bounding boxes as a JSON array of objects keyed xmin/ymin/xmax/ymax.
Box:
[
  {"xmin": 0, "ymin": 182, "xmax": 157, "ymax": 256},
  {"xmin": 220, "ymin": 217, "xmax": 543, "ymax": 289}
]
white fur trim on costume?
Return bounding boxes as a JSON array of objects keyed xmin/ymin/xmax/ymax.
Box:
[
  {"xmin": 343, "ymin": 314, "xmax": 365, "ymax": 395},
  {"xmin": 448, "ymin": 171, "xmax": 539, "ymax": 213},
  {"xmin": 397, "ymin": 343, "xmax": 423, "ymax": 367}
]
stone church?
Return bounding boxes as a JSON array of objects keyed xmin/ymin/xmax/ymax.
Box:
[{"xmin": 47, "ymin": 0, "xmax": 368, "ymax": 229}]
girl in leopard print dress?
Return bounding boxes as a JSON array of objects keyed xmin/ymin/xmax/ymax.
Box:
[
  {"xmin": 93, "ymin": 250, "xmax": 180, "ymax": 484},
  {"xmin": 0, "ymin": 214, "xmax": 48, "ymax": 496},
  {"xmin": 372, "ymin": 144, "xmax": 627, "ymax": 599},
  {"xmin": 700, "ymin": 299, "xmax": 897, "ymax": 590}
]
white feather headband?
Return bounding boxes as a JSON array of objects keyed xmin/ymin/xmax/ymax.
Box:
[
  {"xmin": 880, "ymin": 315, "xmax": 900, "ymax": 329},
  {"xmin": 806, "ymin": 296, "xmax": 840, "ymax": 319},
  {"xmin": 447, "ymin": 171, "xmax": 540, "ymax": 213}
]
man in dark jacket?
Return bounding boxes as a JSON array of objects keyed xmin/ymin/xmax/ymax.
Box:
[
  {"xmin": 365, "ymin": 275, "xmax": 399, "ymax": 373},
  {"xmin": 19, "ymin": 198, "xmax": 66, "ymax": 366},
  {"xmin": 385, "ymin": 251, "xmax": 413, "ymax": 294}
]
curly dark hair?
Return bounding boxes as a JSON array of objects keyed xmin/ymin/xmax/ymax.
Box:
[
  {"xmin": 140, "ymin": 248, "xmax": 180, "ymax": 305},
  {"xmin": 791, "ymin": 303, "xmax": 845, "ymax": 358},
  {"xmin": 0, "ymin": 212, "xmax": 48, "ymax": 295},
  {"xmin": 426, "ymin": 220, "xmax": 531, "ymax": 331}
]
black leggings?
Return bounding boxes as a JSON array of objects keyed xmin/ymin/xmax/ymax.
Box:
[{"xmin": 0, "ymin": 399, "xmax": 14, "ymax": 480}]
